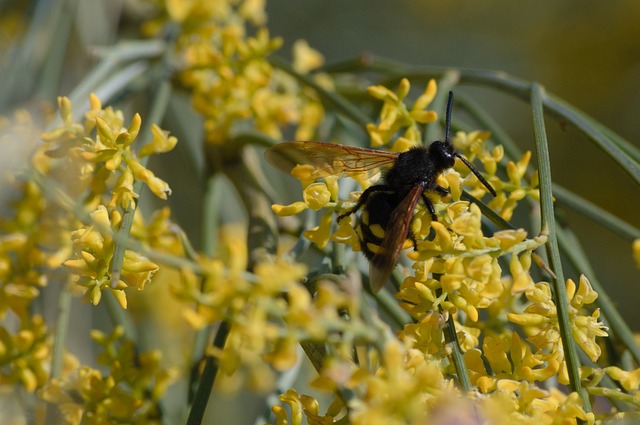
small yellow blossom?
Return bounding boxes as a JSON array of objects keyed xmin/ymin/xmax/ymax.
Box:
[
  {"xmin": 486, "ymin": 150, "xmax": 538, "ymax": 220},
  {"xmin": 272, "ymin": 201, "xmax": 308, "ymax": 216},
  {"xmin": 367, "ymin": 78, "xmax": 438, "ymax": 148},
  {"xmin": 605, "ymin": 366, "xmax": 640, "ymax": 392},
  {"xmin": 295, "ymin": 101, "xmax": 325, "ymax": 141},
  {"xmin": 303, "ymin": 182, "xmax": 332, "ymax": 210},
  {"xmin": 303, "ymin": 210, "xmax": 333, "ymax": 249},
  {"xmin": 63, "ymin": 205, "xmax": 159, "ymax": 307},
  {"xmin": 508, "ymin": 275, "xmax": 607, "ymax": 371},
  {"xmin": 330, "ymin": 216, "xmax": 360, "ymax": 251},
  {"xmin": 139, "ymin": 124, "xmax": 178, "ymax": 157},
  {"xmin": 292, "ymin": 39, "xmax": 324, "ymax": 73}
]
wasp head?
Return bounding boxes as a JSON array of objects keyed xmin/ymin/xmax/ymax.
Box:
[{"xmin": 428, "ymin": 140, "xmax": 456, "ymax": 170}]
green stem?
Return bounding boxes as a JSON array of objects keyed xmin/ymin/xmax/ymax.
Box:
[
  {"xmin": 0, "ymin": 0, "xmax": 66, "ymax": 107},
  {"xmin": 34, "ymin": 0, "xmax": 75, "ymax": 101},
  {"xmin": 443, "ymin": 308, "xmax": 472, "ymax": 392},
  {"xmin": 50, "ymin": 286, "xmax": 72, "ymax": 378},
  {"xmin": 186, "ymin": 321, "xmax": 230, "ymax": 425},
  {"xmin": 110, "ymin": 80, "xmax": 173, "ymax": 289},
  {"xmin": 188, "ymin": 175, "xmax": 224, "ymax": 404},
  {"xmin": 587, "ymin": 387, "xmax": 640, "ymax": 409},
  {"xmin": 530, "ymin": 83, "xmax": 591, "ymax": 412},
  {"xmin": 370, "ymin": 288, "xmax": 412, "ymax": 329},
  {"xmin": 220, "ymin": 149, "xmax": 278, "ymax": 268}
]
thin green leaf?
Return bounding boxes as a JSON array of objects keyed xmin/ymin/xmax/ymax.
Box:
[
  {"xmin": 553, "ymin": 183, "xmax": 640, "ymax": 242},
  {"xmin": 531, "ymin": 83, "xmax": 591, "ymax": 413}
]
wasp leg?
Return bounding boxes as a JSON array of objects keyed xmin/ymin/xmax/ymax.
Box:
[
  {"xmin": 408, "ymin": 228, "xmax": 419, "ymax": 251},
  {"xmin": 421, "ymin": 193, "xmax": 437, "ymax": 221},
  {"xmin": 337, "ymin": 185, "xmax": 394, "ymax": 222},
  {"xmin": 435, "ymin": 185, "xmax": 449, "ymax": 196}
]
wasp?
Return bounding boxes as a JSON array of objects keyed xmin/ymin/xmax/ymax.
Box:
[{"xmin": 265, "ymin": 91, "xmax": 496, "ymax": 292}]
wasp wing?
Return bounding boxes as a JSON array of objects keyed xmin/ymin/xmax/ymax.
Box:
[
  {"xmin": 369, "ymin": 182, "xmax": 425, "ymax": 292},
  {"xmin": 265, "ymin": 141, "xmax": 399, "ymax": 180}
]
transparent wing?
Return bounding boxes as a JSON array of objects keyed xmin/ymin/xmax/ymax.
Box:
[
  {"xmin": 265, "ymin": 141, "xmax": 399, "ymax": 179},
  {"xmin": 369, "ymin": 182, "xmax": 424, "ymax": 292}
]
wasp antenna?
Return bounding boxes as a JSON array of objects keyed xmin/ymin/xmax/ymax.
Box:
[
  {"xmin": 455, "ymin": 153, "xmax": 497, "ymax": 197},
  {"xmin": 445, "ymin": 91, "xmax": 454, "ymax": 144}
]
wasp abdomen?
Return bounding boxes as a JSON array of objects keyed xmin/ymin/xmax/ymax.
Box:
[{"xmin": 357, "ymin": 191, "xmax": 401, "ymax": 261}]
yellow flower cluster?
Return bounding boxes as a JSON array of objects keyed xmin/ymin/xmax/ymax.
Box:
[
  {"xmin": 63, "ymin": 206, "xmax": 160, "ymax": 308},
  {"xmin": 507, "ymin": 275, "xmax": 607, "ymax": 378},
  {"xmin": 39, "ymin": 95, "xmax": 176, "ymax": 209},
  {"xmin": 367, "ymin": 78, "xmax": 438, "ymax": 150},
  {"xmin": 33, "ymin": 95, "xmax": 179, "ymax": 308},
  {"xmin": 0, "ymin": 95, "xmax": 180, "ymax": 398},
  {"xmin": 396, "ymin": 205, "xmax": 545, "ymax": 323},
  {"xmin": 144, "ymin": 0, "xmax": 326, "ymax": 144},
  {"xmin": 450, "ymin": 130, "xmax": 539, "ymax": 220},
  {"xmin": 268, "ymin": 79, "xmax": 602, "ymax": 424},
  {"xmin": 271, "ymin": 341, "xmax": 593, "ymax": 425},
  {"xmin": 0, "ymin": 113, "xmax": 68, "ymax": 393},
  {"xmin": 2, "ymin": 2, "xmax": 628, "ymax": 422},
  {"xmin": 171, "ymin": 225, "xmax": 378, "ymax": 391},
  {"xmin": 39, "ymin": 326, "xmax": 175, "ymax": 425},
  {"xmin": 0, "ymin": 314, "xmax": 50, "ymax": 392}
]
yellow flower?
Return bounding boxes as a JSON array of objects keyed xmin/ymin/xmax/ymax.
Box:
[
  {"xmin": 330, "ymin": 216, "xmax": 360, "ymax": 251},
  {"xmin": 292, "ymin": 39, "xmax": 324, "ymax": 73},
  {"xmin": 295, "ymin": 101, "xmax": 325, "ymax": 141},
  {"xmin": 63, "ymin": 206, "xmax": 159, "ymax": 307},
  {"xmin": 303, "ymin": 182, "xmax": 332, "ymax": 210},
  {"xmin": 303, "ymin": 210, "xmax": 333, "ymax": 249},
  {"xmin": 367, "ymin": 79, "xmax": 438, "ymax": 148},
  {"xmin": 254, "ymin": 259, "xmax": 307, "ymax": 293},
  {"xmin": 40, "ymin": 94, "xmax": 175, "ymax": 205},
  {"xmin": 121, "ymin": 250, "xmax": 158, "ymax": 290},
  {"xmin": 128, "ymin": 159, "xmax": 172, "ymax": 200},
  {"xmin": 605, "ymin": 366, "xmax": 640, "ymax": 392},
  {"xmin": 138, "ymin": 124, "xmax": 177, "ymax": 157},
  {"xmin": 272, "ymin": 201, "xmax": 308, "ymax": 216},
  {"xmin": 508, "ymin": 275, "xmax": 607, "ymax": 370},
  {"xmin": 0, "ymin": 315, "xmax": 50, "ymax": 392}
]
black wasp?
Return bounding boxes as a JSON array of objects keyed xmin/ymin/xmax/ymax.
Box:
[{"xmin": 265, "ymin": 91, "xmax": 496, "ymax": 292}]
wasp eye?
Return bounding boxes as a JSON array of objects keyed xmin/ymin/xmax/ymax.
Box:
[{"xmin": 429, "ymin": 141, "xmax": 455, "ymax": 167}]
